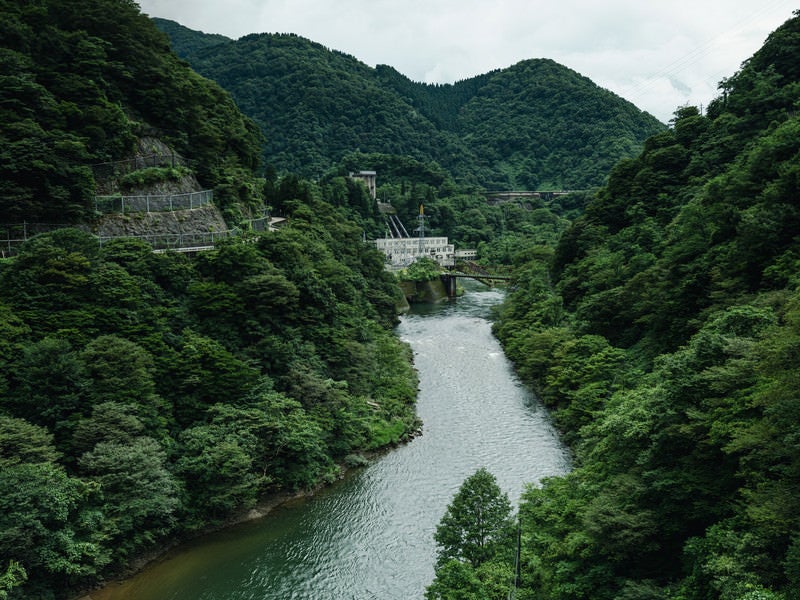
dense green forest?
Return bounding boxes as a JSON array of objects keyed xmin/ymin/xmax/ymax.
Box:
[
  {"xmin": 426, "ymin": 10, "xmax": 800, "ymax": 600},
  {"xmin": 0, "ymin": 216, "xmax": 420, "ymax": 599},
  {"xmin": 4, "ymin": 0, "xmax": 799, "ymax": 599},
  {"xmin": 153, "ymin": 18, "xmax": 664, "ymax": 190},
  {"xmin": 0, "ymin": 2, "xmax": 422, "ymax": 598}
]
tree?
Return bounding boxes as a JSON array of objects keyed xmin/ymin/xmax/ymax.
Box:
[
  {"xmin": 4, "ymin": 336, "xmax": 89, "ymax": 444},
  {"xmin": 0, "ymin": 416, "xmax": 61, "ymax": 467},
  {"xmin": 79, "ymin": 334, "xmax": 169, "ymax": 437},
  {"xmin": 433, "ymin": 468, "xmax": 514, "ymax": 569},
  {"xmin": 175, "ymin": 417, "xmax": 266, "ymax": 522},
  {"xmin": 425, "ymin": 560, "xmax": 487, "ymax": 600},
  {"xmin": 0, "ymin": 560, "xmax": 27, "ymax": 600},
  {"xmin": 77, "ymin": 437, "xmax": 180, "ymax": 564},
  {"xmin": 0, "ymin": 462, "xmax": 107, "ymax": 591}
]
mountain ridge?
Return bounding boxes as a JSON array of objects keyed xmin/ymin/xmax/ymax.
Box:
[{"xmin": 154, "ymin": 18, "xmax": 665, "ymax": 190}]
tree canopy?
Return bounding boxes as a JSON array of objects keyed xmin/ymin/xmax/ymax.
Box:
[
  {"xmin": 428, "ymin": 468, "xmax": 516, "ymax": 600},
  {"xmin": 486, "ymin": 9, "xmax": 800, "ymax": 600},
  {"xmin": 0, "ymin": 0, "xmax": 262, "ymax": 223}
]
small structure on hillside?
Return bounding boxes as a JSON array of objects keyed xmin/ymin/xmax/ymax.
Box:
[
  {"xmin": 349, "ymin": 170, "xmax": 377, "ymax": 199},
  {"xmin": 455, "ymin": 249, "xmax": 478, "ymax": 260}
]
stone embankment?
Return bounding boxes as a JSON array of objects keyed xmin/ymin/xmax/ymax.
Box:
[
  {"xmin": 94, "ymin": 204, "xmax": 228, "ymax": 240},
  {"xmin": 399, "ymin": 278, "xmax": 449, "ymax": 304}
]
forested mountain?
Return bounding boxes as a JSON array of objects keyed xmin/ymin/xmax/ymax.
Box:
[
  {"xmin": 426, "ymin": 10, "xmax": 800, "ymax": 600},
  {"xmin": 154, "ymin": 18, "xmax": 664, "ymax": 190}
]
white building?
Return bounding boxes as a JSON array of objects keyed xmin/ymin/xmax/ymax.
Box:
[
  {"xmin": 455, "ymin": 248, "xmax": 478, "ymax": 260},
  {"xmin": 375, "ymin": 236, "xmax": 455, "ymax": 268}
]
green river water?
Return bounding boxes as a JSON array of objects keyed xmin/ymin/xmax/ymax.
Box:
[{"xmin": 86, "ymin": 285, "xmax": 570, "ymax": 600}]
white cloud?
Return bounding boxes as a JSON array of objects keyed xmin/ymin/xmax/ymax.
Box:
[{"xmin": 137, "ymin": 0, "xmax": 796, "ymax": 122}]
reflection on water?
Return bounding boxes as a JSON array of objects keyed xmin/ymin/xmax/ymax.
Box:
[{"xmin": 87, "ymin": 284, "xmax": 570, "ymax": 600}]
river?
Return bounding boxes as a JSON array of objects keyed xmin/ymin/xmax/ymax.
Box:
[{"xmin": 87, "ymin": 284, "xmax": 570, "ymax": 600}]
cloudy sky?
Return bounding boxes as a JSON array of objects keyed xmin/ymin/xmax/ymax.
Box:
[{"xmin": 136, "ymin": 0, "xmax": 796, "ymax": 123}]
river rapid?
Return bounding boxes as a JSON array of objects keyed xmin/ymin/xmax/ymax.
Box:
[{"xmin": 87, "ymin": 284, "xmax": 570, "ymax": 600}]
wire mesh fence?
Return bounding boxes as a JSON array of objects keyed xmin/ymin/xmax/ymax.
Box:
[
  {"xmin": 98, "ymin": 230, "xmax": 235, "ymax": 250},
  {"xmin": 94, "ymin": 190, "xmax": 213, "ymax": 214},
  {"xmin": 0, "ymin": 223, "xmax": 92, "ymax": 257},
  {"xmin": 91, "ymin": 153, "xmax": 191, "ymax": 180},
  {"xmin": 0, "ymin": 222, "xmax": 236, "ymax": 257}
]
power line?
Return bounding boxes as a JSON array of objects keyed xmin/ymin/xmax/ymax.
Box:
[{"xmin": 626, "ymin": 0, "xmax": 795, "ymax": 103}]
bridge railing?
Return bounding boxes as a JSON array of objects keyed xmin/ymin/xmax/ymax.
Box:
[{"xmin": 94, "ymin": 190, "xmax": 213, "ymax": 214}]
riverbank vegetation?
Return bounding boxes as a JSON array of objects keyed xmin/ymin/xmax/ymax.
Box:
[
  {"xmin": 0, "ymin": 2, "xmax": 602, "ymax": 593},
  {"xmin": 0, "ymin": 1, "xmax": 422, "ymax": 597},
  {"xmin": 0, "ymin": 204, "xmax": 419, "ymax": 598},
  {"xmin": 428, "ymin": 11, "xmax": 800, "ymax": 600}
]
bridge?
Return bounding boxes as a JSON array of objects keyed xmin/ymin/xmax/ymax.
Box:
[
  {"xmin": 485, "ymin": 190, "xmax": 585, "ymax": 206},
  {"xmin": 440, "ymin": 261, "xmax": 511, "ymax": 297}
]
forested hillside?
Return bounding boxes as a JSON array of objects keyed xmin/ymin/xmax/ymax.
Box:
[
  {"xmin": 0, "ymin": 0, "xmax": 263, "ymax": 224},
  {"xmin": 0, "ymin": 2, "xmax": 420, "ymax": 598},
  {"xmin": 6, "ymin": 1, "xmax": 798, "ymax": 599},
  {"xmin": 153, "ymin": 18, "xmax": 664, "ymax": 190},
  {"xmin": 426, "ymin": 10, "xmax": 800, "ymax": 600}
]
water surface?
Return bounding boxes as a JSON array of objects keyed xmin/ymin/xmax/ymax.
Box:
[{"xmin": 89, "ymin": 285, "xmax": 570, "ymax": 600}]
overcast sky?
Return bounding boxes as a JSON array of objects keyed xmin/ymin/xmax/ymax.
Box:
[{"xmin": 136, "ymin": 0, "xmax": 796, "ymax": 123}]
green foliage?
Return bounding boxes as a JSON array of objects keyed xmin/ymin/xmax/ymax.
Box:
[
  {"xmin": 0, "ymin": 560, "xmax": 27, "ymax": 600},
  {"xmin": 0, "ymin": 462, "xmax": 108, "ymax": 591},
  {"xmin": 433, "ymin": 468, "xmax": 515, "ymax": 569},
  {"xmin": 0, "ymin": 416, "xmax": 61, "ymax": 468},
  {"xmin": 425, "ymin": 560, "xmax": 488, "ymax": 600},
  {"xmin": 3, "ymin": 336, "xmax": 90, "ymax": 445},
  {"xmin": 3, "ymin": 3, "xmax": 796, "ymax": 600},
  {"xmin": 0, "ymin": 188, "xmax": 419, "ymax": 596},
  {"xmin": 401, "ymin": 257, "xmax": 442, "ymax": 282},
  {"xmin": 175, "ymin": 403, "xmax": 269, "ymax": 521},
  {"xmin": 0, "ymin": 0, "xmax": 262, "ymax": 222},
  {"xmin": 118, "ymin": 166, "xmax": 192, "ymax": 190},
  {"xmin": 492, "ymin": 11, "xmax": 800, "ymax": 600},
  {"xmin": 0, "ymin": 2, "xmax": 428, "ymax": 597},
  {"xmin": 428, "ymin": 468, "xmax": 519, "ymax": 599},
  {"xmin": 78, "ymin": 437, "xmax": 180, "ymax": 564}
]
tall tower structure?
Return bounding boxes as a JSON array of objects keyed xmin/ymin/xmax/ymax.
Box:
[{"xmin": 415, "ymin": 204, "xmax": 426, "ymax": 256}]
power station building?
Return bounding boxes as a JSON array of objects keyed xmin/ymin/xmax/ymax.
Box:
[
  {"xmin": 353, "ymin": 170, "xmax": 460, "ymax": 269},
  {"xmin": 375, "ymin": 236, "xmax": 455, "ymax": 268}
]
